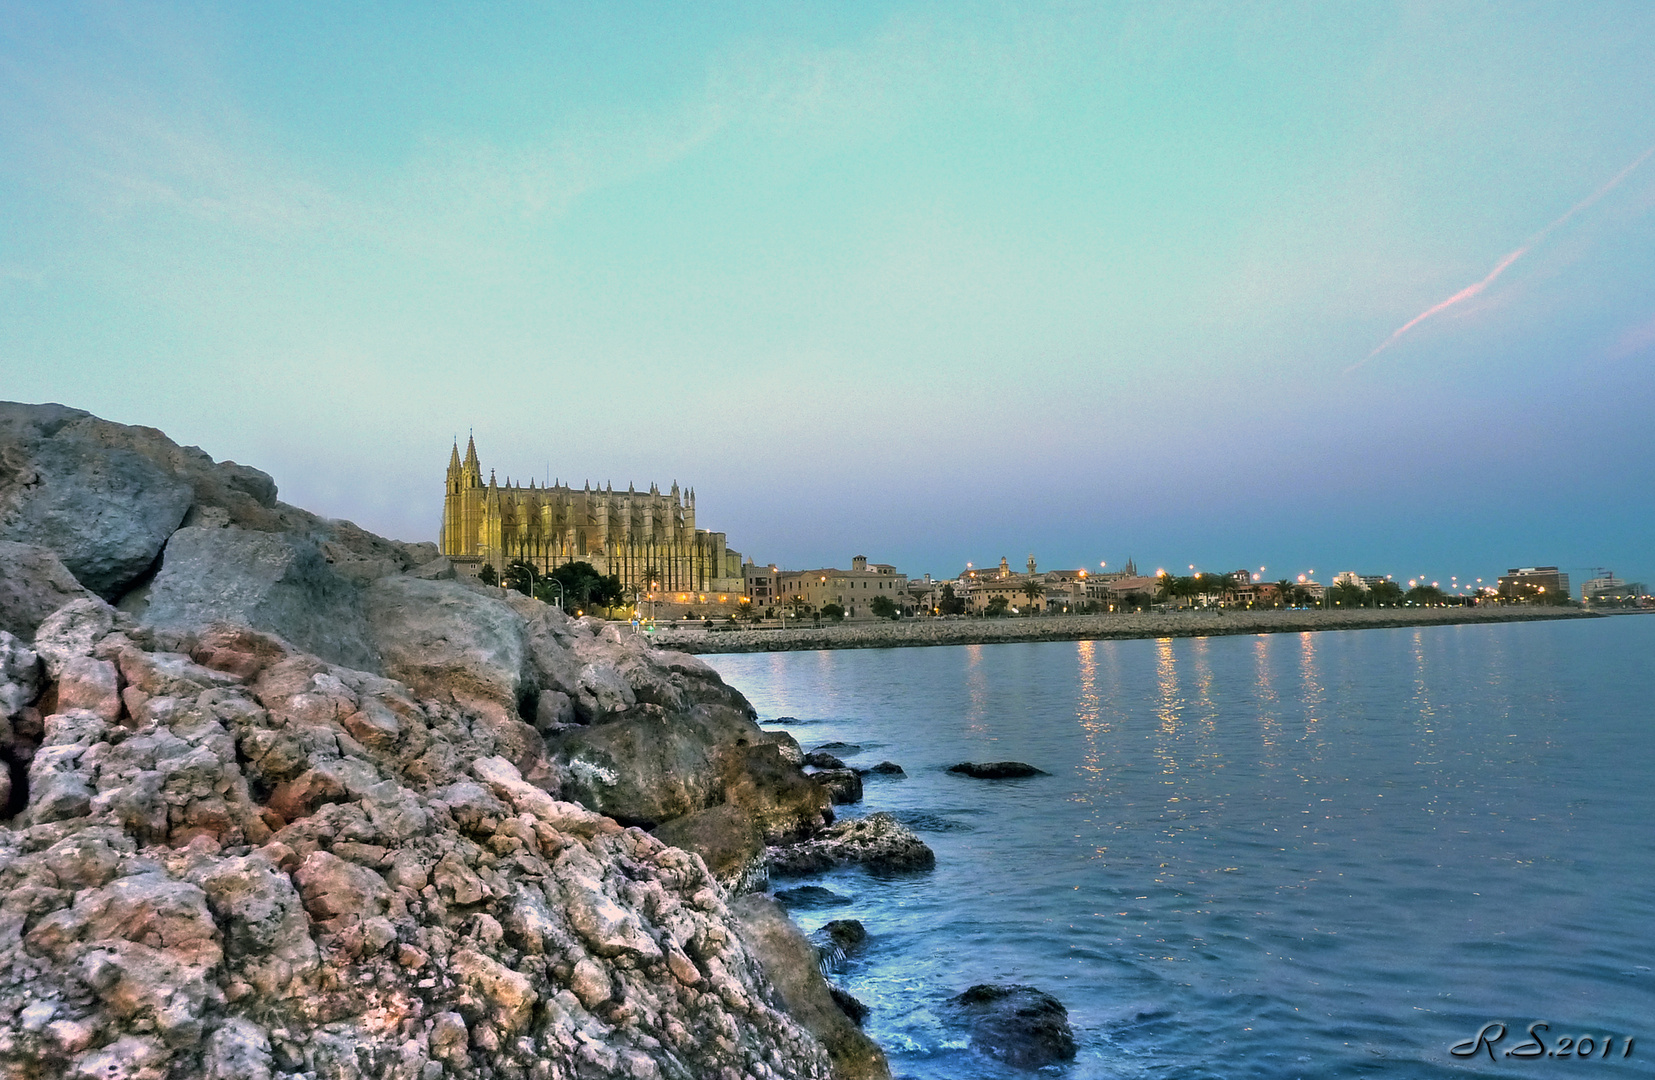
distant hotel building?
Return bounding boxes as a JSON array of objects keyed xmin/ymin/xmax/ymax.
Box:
[{"xmin": 1496, "ymin": 566, "xmax": 1570, "ymax": 601}]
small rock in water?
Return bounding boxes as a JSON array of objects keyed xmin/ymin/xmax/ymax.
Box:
[
  {"xmin": 809, "ymin": 767, "xmax": 863, "ymax": 805},
  {"xmin": 803, "ymin": 750, "xmax": 846, "ymax": 769},
  {"xmin": 860, "ymin": 761, "xmax": 905, "ymax": 776},
  {"xmin": 814, "ymin": 741, "xmax": 861, "ymax": 752},
  {"xmin": 948, "ymin": 983, "xmax": 1077, "ymax": 1069},
  {"xmin": 771, "ymin": 715, "xmax": 798, "ymax": 723},
  {"xmin": 947, "ymin": 760, "xmax": 1048, "ymax": 779},
  {"xmin": 769, "ymin": 812, "xmax": 936, "ymax": 875},
  {"xmin": 775, "ymin": 885, "xmax": 852, "ymax": 909}
]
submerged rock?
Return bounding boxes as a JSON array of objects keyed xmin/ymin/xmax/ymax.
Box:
[
  {"xmin": 862, "ymin": 761, "xmax": 906, "ymax": 776},
  {"xmin": 947, "ymin": 760, "xmax": 1049, "ymax": 779},
  {"xmin": 775, "ymin": 885, "xmax": 852, "ymax": 909},
  {"xmin": 769, "ymin": 812, "xmax": 936, "ymax": 875},
  {"xmin": 948, "ymin": 983, "xmax": 1077, "ymax": 1069}
]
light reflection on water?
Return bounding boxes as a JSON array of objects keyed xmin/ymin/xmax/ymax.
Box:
[{"xmin": 708, "ymin": 618, "xmax": 1655, "ymax": 1079}]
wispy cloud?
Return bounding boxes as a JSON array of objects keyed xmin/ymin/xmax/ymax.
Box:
[{"xmin": 1351, "ymin": 144, "xmax": 1655, "ymax": 372}]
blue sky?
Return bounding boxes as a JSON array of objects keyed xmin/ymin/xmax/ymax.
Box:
[{"xmin": 3, "ymin": 2, "xmax": 1652, "ymax": 588}]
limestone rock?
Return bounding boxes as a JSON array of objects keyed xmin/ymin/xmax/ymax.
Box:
[
  {"xmin": 947, "ymin": 983, "xmax": 1077, "ymax": 1069},
  {"xmin": 365, "ymin": 576, "xmax": 527, "ymax": 716},
  {"xmin": 32, "ymin": 597, "xmax": 117, "ymax": 678},
  {"xmin": 0, "ymin": 629, "xmax": 40, "ymax": 721},
  {"xmin": 652, "ymin": 802, "xmax": 766, "ymax": 890},
  {"xmin": 143, "ymin": 526, "xmax": 379, "ymax": 672},
  {"xmin": 809, "ymin": 767, "xmax": 864, "ymax": 805},
  {"xmin": 769, "ymin": 812, "xmax": 936, "ymax": 876},
  {"xmin": 0, "ymin": 541, "xmax": 95, "ymax": 639}
]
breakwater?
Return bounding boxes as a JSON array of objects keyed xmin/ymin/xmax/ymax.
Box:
[{"xmin": 653, "ymin": 605, "xmax": 1597, "ymax": 654}]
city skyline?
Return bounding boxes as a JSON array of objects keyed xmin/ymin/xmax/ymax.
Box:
[{"xmin": 3, "ymin": 3, "xmax": 1652, "ymax": 586}]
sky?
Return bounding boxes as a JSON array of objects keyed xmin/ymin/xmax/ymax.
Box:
[{"xmin": 2, "ymin": 2, "xmax": 1653, "ymax": 589}]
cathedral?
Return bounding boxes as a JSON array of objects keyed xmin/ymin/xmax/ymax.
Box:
[{"xmin": 440, "ymin": 437, "xmax": 745, "ymax": 596}]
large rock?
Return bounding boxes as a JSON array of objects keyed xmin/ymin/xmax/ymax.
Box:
[
  {"xmin": 365, "ymin": 576, "xmax": 528, "ymax": 716},
  {"xmin": 143, "ymin": 527, "xmax": 379, "ymax": 672},
  {"xmin": 947, "ymin": 761, "xmax": 1049, "ymax": 779},
  {"xmin": 0, "ymin": 541, "xmax": 95, "ymax": 639},
  {"xmin": 0, "ymin": 404, "xmax": 194, "ymax": 598},
  {"xmin": 0, "ymin": 630, "xmax": 40, "ymax": 723},
  {"xmin": 947, "ymin": 984, "xmax": 1077, "ymax": 1069},
  {"xmin": 731, "ymin": 894, "xmax": 891, "ymax": 1080}
]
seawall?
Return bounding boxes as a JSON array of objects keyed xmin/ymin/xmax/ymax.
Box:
[{"xmin": 652, "ymin": 606, "xmax": 1599, "ymax": 654}]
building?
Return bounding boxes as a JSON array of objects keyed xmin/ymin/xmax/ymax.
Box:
[
  {"xmin": 439, "ymin": 436, "xmax": 745, "ymax": 596},
  {"xmin": 1496, "ymin": 566, "xmax": 1570, "ymax": 601},
  {"xmin": 777, "ymin": 556, "xmax": 909, "ymax": 618},
  {"xmin": 1582, "ymin": 571, "xmax": 1646, "ymax": 604},
  {"xmin": 744, "ymin": 562, "xmax": 780, "ymax": 609}
]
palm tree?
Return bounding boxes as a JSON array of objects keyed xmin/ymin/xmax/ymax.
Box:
[
  {"xmin": 1156, "ymin": 573, "xmax": 1180, "ymax": 605},
  {"xmin": 1022, "ymin": 577, "xmax": 1047, "ymax": 612},
  {"xmin": 1275, "ymin": 579, "xmax": 1297, "ymax": 608}
]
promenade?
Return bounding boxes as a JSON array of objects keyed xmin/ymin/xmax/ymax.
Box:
[{"xmin": 650, "ymin": 606, "xmax": 1599, "ymax": 654}]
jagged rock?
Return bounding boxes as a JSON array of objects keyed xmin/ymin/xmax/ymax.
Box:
[
  {"xmin": 32, "ymin": 597, "xmax": 117, "ymax": 678},
  {"xmin": 143, "ymin": 527, "xmax": 380, "ymax": 672},
  {"xmin": 732, "ymin": 894, "xmax": 892, "ymax": 1080},
  {"xmin": 769, "ymin": 812, "xmax": 936, "ymax": 876},
  {"xmin": 947, "ymin": 760, "xmax": 1049, "ymax": 779},
  {"xmin": 810, "ymin": 767, "xmax": 864, "ymax": 805},
  {"xmin": 863, "ymin": 761, "xmax": 905, "ymax": 776},
  {"xmin": 0, "ymin": 541, "xmax": 94, "ymax": 639},
  {"xmin": 0, "ymin": 403, "xmax": 195, "ymax": 598},
  {"xmin": 803, "ymin": 750, "xmax": 845, "ymax": 769},
  {"xmin": 820, "ymin": 919, "xmax": 868, "ymax": 955},
  {"xmin": 408, "ymin": 555, "xmax": 456, "ymax": 580},
  {"xmin": 947, "ymin": 983, "xmax": 1077, "ymax": 1069},
  {"xmin": 0, "ymin": 629, "xmax": 40, "ymax": 722}
]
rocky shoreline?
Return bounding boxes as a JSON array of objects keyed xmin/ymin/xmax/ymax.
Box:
[
  {"xmin": 653, "ymin": 606, "xmax": 1598, "ymax": 654},
  {"xmin": 0, "ymin": 402, "xmax": 916, "ymax": 1080}
]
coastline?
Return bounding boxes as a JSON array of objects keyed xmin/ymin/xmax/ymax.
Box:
[{"xmin": 651, "ymin": 606, "xmax": 1600, "ymax": 654}]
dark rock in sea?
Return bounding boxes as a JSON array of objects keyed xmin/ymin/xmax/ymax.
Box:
[
  {"xmin": 769, "ymin": 812, "xmax": 936, "ymax": 875},
  {"xmin": 772, "ymin": 715, "xmax": 798, "ymax": 722},
  {"xmin": 860, "ymin": 761, "xmax": 905, "ymax": 777},
  {"xmin": 829, "ymin": 984, "xmax": 870, "ymax": 1026},
  {"xmin": 947, "ymin": 761, "xmax": 1049, "ymax": 779},
  {"xmin": 731, "ymin": 894, "xmax": 892, "ymax": 1079},
  {"xmin": 948, "ymin": 984, "xmax": 1077, "ymax": 1069},
  {"xmin": 804, "ymin": 750, "xmax": 846, "ymax": 769},
  {"xmin": 821, "ymin": 919, "xmax": 868, "ymax": 953},
  {"xmin": 814, "ymin": 741, "xmax": 862, "ymax": 752},
  {"xmin": 775, "ymin": 885, "xmax": 852, "ymax": 909},
  {"xmin": 810, "ymin": 767, "xmax": 864, "ymax": 805},
  {"xmin": 893, "ymin": 810, "xmax": 978, "ymax": 833}
]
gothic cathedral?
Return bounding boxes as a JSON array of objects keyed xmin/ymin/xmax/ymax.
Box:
[{"xmin": 439, "ymin": 437, "xmax": 745, "ymax": 595}]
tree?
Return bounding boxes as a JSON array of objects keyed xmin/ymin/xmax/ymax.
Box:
[
  {"xmin": 539, "ymin": 561, "xmax": 625, "ymax": 613},
  {"xmin": 1405, "ymin": 584, "xmax": 1446, "ymax": 605},
  {"xmin": 1370, "ymin": 580, "xmax": 1403, "ymax": 606},
  {"xmin": 869, "ymin": 595, "xmax": 898, "ymax": 620},
  {"xmin": 1121, "ymin": 591, "xmax": 1150, "ymax": 611},
  {"xmin": 937, "ymin": 583, "xmax": 967, "ymax": 616},
  {"xmin": 820, "ymin": 603, "xmax": 845, "ymax": 622},
  {"xmin": 1330, "ymin": 580, "xmax": 1367, "ymax": 607},
  {"xmin": 1156, "ymin": 573, "xmax": 1180, "ymax": 605},
  {"xmin": 1274, "ymin": 579, "xmax": 1298, "ymax": 608},
  {"xmin": 477, "ymin": 564, "xmax": 498, "ymax": 587},
  {"xmin": 985, "ymin": 596, "xmax": 1010, "ymax": 617},
  {"xmin": 503, "ymin": 559, "xmax": 538, "ymax": 596}
]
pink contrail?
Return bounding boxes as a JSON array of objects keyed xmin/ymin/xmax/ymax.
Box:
[{"xmin": 1352, "ymin": 144, "xmax": 1655, "ymax": 372}]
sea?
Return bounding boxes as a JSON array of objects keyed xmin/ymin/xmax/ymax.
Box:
[{"xmin": 704, "ymin": 616, "xmax": 1655, "ymax": 1079}]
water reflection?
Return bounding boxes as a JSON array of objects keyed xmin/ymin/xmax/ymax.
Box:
[
  {"xmin": 1253, "ymin": 635, "xmax": 1283, "ymax": 758},
  {"xmin": 964, "ymin": 643, "xmax": 987, "ymax": 732}
]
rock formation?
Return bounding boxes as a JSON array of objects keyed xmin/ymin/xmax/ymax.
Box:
[
  {"xmin": 945, "ymin": 984, "xmax": 1076, "ymax": 1069},
  {"xmin": 0, "ymin": 402, "xmax": 887, "ymax": 1080}
]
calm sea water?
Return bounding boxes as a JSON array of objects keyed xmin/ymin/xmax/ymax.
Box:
[{"xmin": 705, "ymin": 617, "xmax": 1655, "ymax": 1079}]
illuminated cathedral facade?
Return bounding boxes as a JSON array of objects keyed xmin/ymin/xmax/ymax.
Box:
[{"xmin": 440, "ymin": 437, "xmax": 745, "ymax": 596}]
